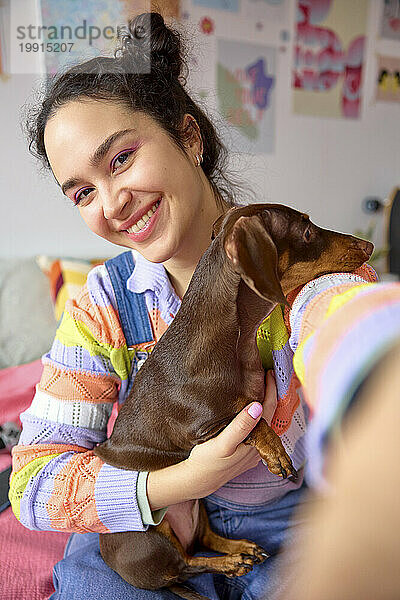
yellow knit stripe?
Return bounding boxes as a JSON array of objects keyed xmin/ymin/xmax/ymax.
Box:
[
  {"xmin": 325, "ymin": 283, "xmax": 371, "ymax": 319},
  {"xmin": 269, "ymin": 306, "xmax": 289, "ymax": 351},
  {"xmin": 257, "ymin": 306, "xmax": 289, "ymax": 368},
  {"xmin": 9, "ymin": 454, "xmax": 59, "ymax": 520},
  {"xmin": 293, "ymin": 284, "xmax": 372, "ymax": 385},
  {"xmin": 56, "ymin": 311, "xmax": 133, "ymax": 381},
  {"xmin": 56, "ymin": 310, "xmax": 113, "ymax": 355},
  {"xmin": 292, "ymin": 335, "xmax": 310, "ymax": 384}
]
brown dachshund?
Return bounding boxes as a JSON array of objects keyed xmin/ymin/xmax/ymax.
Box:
[{"xmin": 94, "ymin": 203, "xmax": 373, "ymax": 597}]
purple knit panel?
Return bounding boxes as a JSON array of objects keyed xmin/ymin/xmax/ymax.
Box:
[
  {"xmin": 19, "ymin": 413, "xmax": 106, "ymax": 447},
  {"xmin": 86, "ymin": 265, "xmax": 118, "ymax": 310},
  {"xmin": 271, "ymin": 342, "xmax": 294, "ymax": 398},
  {"xmin": 207, "ymin": 460, "xmax": 305, "ymax": 506},
  {"xmin": 42, "ymin": 341, "xmax": 116, "ymax": 376},
  {"xmin": 95, "ymin": 463, "xmax": 147, "ymax": 532}
]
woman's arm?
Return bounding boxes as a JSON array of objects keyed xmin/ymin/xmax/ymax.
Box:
[{"xmin": 10, "ymin": 266, "xmax": 148, "ymax": 533}]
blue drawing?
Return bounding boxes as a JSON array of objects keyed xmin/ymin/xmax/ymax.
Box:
[
  {"xmin": 246, "ymin": 58, "xmax": 274, "ymax": 110},
  {"xmin": 192, "ymin": 0, "xmax": 240, "ymax": 12}
]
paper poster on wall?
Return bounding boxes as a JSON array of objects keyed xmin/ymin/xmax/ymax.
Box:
[
  {"xmin": 40, "ymin": 0, "xmax": 155, "ymax": 77},
  {"xmin": 376, "ymin": 55, "xmax": 400, "ymax": 103},
  {"xmin": 193, "ymin": 0, "xmax": 239, "ymax": 11},
  {"xmin": 0, "ymin": 0, "xmax": 10, "ymax": 78},
  {"xmin": 380, "ymin": 0, "xmax": 400, "ymax": 41},
  {"xmin": 292, "ymin": 0, "xmax": 368, "ymax": 119},
  {"xmin": 245, "ymin": 0, "xmax": 288, "ymax": 23},
  {"xmin": 217, "ymin": 39, "xmax": 276, "ymax": 153}
]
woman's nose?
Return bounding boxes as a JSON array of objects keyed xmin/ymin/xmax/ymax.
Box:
[{"xmin": 102, "ymin": 189, "xmax": 132, "ymax": 221}]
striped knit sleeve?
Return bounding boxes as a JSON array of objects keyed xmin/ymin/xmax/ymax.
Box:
[
  {"xmin": 289, "ymin": 264, "xmax": 400, "ymax": 488},
  {"xmin": 9, "ymin": 264, "xmax": 148, "ymax": 533}
]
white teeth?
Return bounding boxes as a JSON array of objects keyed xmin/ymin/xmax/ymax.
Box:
[{"xmin": 126, "ymin": 200, "xmax": 160, "ymax": 234}]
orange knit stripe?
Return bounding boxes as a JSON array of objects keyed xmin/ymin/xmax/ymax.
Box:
[
  {"xmin": 271, "ymin": 374, "xmax": 301, "ymax": 435},
  {"xmin": 47, "ymin": 451, "xmax": 109, "ymax": 533},
  {"xmin": 39, "ymin": 363, "xmax": 119, "ymax": 404},
  {"xmin": 64, "ymin": 290, "xmax": 126, "ymax": 349},
  {"xmin": 11, "ymin": 443, "xmax": 89, "ymax": 473}
]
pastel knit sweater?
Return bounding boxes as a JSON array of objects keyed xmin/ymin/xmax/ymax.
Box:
[{"xmin": 9, "ymin": 249, "xmax": 378, "ymax": 533}]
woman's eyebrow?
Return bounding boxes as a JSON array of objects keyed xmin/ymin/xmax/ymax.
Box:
[{"xmin": 60, "ymin": 128, "xmax": 137, "ymax": 195}]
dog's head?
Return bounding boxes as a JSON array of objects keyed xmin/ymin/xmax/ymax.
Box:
[{"xmin": 212, "ymin": 204, "xmax": 373, "ymax": 303}]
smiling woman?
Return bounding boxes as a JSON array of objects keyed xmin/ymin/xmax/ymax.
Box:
[{"xmin": 25, "ymin": 11, "xmax": 252, "ymax": 293}]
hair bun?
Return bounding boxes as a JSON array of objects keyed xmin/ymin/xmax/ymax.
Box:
[{"xmin": 116, "ymin": 12, "xmax": 182, "ymax": 81}]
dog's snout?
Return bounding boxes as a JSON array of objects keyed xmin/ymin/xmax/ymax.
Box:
[
  {"xmin": 350, "ymin": 237, "xmax": 374, "ymax": 258},
  {"xmin": 355, "ymin": 239, "xmax": 374, "ymax": 257},
  {"xmin": 363, "ymin": 240, "xmax": 374, "ymax": 257}
]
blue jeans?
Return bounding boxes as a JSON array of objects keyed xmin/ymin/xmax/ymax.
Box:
[{"xmin": 50, "ymin": 485, "xmax": 308, "ymax": 600}]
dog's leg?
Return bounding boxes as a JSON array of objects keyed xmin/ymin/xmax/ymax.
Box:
[
  {"xmin": 197, "ymin": 502, "xmax": 269, "ymax": 562},
  {"xmin": 245, "ymin": 419, "xmax": 298, "ymax": 479},
  {"xmin": 157, "ymin": 518, "xmax": 263, "ymax": 579}
]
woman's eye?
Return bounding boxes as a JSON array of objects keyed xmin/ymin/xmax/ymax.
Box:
[
  {"xmin": 74, "ymin": 187, "xmax": 94, "ymax": 205},
  {"xmin": 111, "ymin": 150, "xmax": 133, "ymax": 172}
]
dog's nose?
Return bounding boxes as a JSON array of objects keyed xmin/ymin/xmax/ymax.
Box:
[{"xmin": 362, "ymin": 240, "xmax": 374, "ymax": 257}]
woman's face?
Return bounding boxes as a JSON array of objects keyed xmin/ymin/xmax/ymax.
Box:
[{"xmin": 44, "ymin": 99, "xmax": 213, "ymax": 263}]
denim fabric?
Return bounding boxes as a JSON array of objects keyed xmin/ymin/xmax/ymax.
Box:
[
  {"xmin": 104, "ymin": 251, "xmax": 153, "ymax": 347},
  {"xmin": 49, "ymin": 484, "xmax": 308, "ymax": 600}
]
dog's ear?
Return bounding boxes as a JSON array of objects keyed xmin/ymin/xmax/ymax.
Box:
[
  {"xmin": 212, "ymin": 207, "xmax": 236, "ymax": 240},
  {"xmin": 224, "ymin": 214, "xmax": 289, "ymax": 306}
]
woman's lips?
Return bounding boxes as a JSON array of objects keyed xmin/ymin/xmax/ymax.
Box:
[{"xmin": 123, "ymin": 197, "xmax": 162, "ymax": 243}]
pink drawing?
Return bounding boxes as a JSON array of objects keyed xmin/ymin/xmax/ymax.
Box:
[{"xmin": 293, "ymin": 0, "xmax": 365, "ymax": 117}]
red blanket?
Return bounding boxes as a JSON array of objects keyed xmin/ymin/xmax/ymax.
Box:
[{"xmin": 0, "ymin": 360, "xmax": 69, "ymax": 600}]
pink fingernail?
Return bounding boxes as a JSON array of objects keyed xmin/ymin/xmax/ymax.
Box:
[{"xmin": 247, "ymin": 403, "xmax": 263, "ymax": 419}]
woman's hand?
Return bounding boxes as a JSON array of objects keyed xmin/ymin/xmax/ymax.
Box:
[
  {"xmin": 185, "ymin": 369, "xmax": 278, "ymax": 498},
  {"xmin": 147, "ymin": 370, "xmax": 278, "ymax": 509}
]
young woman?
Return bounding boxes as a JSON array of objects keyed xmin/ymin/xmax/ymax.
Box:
[{"xmin": 9, "ymin": 11, "xmax": 365, "ymax": 600}]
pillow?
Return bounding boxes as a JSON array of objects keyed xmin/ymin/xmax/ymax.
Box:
[
  {"xmin": 36, "ymin": 256, "xmax": 106, "ymax": 321},
  {"xmin": 0, "ymin": 258, "xmax": 58, "ymax": 369}
]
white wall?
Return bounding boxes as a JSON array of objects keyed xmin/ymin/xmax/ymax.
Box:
[{"xmin": 0, "ymin": 0, "xmax": 399, "ymax": 259}]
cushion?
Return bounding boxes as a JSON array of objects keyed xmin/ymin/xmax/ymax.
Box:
[
  {"xmin": 36, "ymin": 256, "xmax": 106, "ymax": 321},
  {"xmin": 0, "ymin": 259, "xmax": 57, "ymax": 369}
]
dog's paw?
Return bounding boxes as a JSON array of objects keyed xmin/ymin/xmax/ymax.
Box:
[
  {"xmin": 261, "ymin": 451, "xmax": 298, "ymax": 480},
  {"xmin": 229, "ymin": 540, "xmax": 269, "ymax": 565},
  {"xmin": 222, "ymin": 553, "xmax": 257, "ymax": 577}
]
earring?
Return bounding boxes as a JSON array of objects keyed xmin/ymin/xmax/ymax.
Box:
[{"xmin": 195, "ymin": 154, "xmax": 203, "ymax": 167}]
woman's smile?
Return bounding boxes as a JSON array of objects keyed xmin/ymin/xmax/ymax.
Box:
[{"xmin": 122, "ymin": 196, "xmax": 162, "ymax": 242}]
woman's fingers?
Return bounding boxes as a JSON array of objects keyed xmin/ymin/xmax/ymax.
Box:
[
  {"xmin": 214, "ymin": 402, "xmax": 263, "ymax": 458},
  {"xmin": 262, "ymin": 370, "xmax": 278, "ymax": 425}
]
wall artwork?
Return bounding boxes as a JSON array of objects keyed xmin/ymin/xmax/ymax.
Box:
[
  {"xmin": 292, "ymin": 0, "xmax": 369, "ymax": 119},
  {"xmin": 380, "ymin": 0, "xmax": 400, "ymax": 41},
  {"xmin": 217, "ymin": 39, "xmax": 276, "ymax": 153},
  {"xmin": 192, "ymin": 0, "xmax": 240, "ymax": 11},
  {"xmin": 376, "ymin": 55, "xmax": 400, "ymax": 103},
  {"xmin": 245, "ymin": 0, "xmax": 288, "ymax": 23},
  {"xmin": 0, "ymin": 0, "xmax": 10, "ymax": 79}
]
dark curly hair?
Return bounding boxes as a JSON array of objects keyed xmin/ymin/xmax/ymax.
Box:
[{"xmin": 24, "ymin": 11, "xmax": 253, "ymax": 210}]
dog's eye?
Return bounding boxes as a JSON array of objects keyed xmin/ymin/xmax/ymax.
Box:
[{"xmin": 303, "ymin": 227, "xmax": 311, "ymax": 242}]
